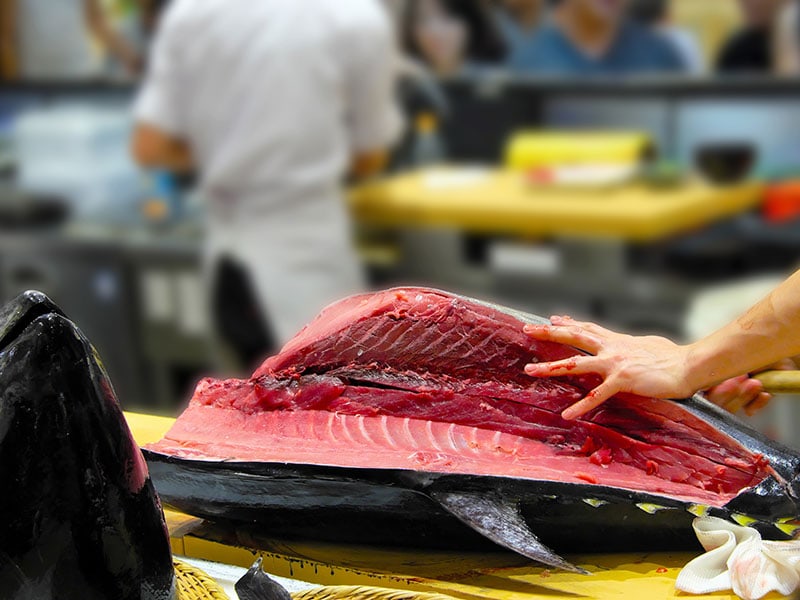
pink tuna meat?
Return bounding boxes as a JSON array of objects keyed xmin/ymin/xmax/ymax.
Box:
[{"xmin": 149, "ymin": 288, "xmax": 773, "ymax": 507}]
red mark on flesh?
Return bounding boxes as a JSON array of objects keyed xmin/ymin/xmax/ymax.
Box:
[
  {"xmin": 559, "ymin": 359, "xmax": 578, "ymax": 372},
  {"xmin": 590, "ymin": 447, "xmax": 613, "ymax": 466},
  {"xmin": 724, "ymin": 457, "xmax": 753, "ymax": 470},
  {"xmin": 540, "ymin": 570, "xmax": 551, "ymax": 578},
  {"xmin": 580, "ymin": 437, "xmax": 598, "ymax": 455},
  {"xmin": 576, "ymin": 472, "xmax": 598, "ymax": 484},
  {"xmin": 646, "ymin": 461, "xmax": 659, "ymax": 476},
  {"xmin": 656, "ymin": 567, "xmax": 669, "ymax": 574}
]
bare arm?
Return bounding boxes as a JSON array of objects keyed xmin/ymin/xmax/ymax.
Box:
[
  {"xmin": 0, "ymin": 0, "xmax": 17, "ymax": 80},
  {"xmin": 686, "ymin": 269, "xmax": 800, "ymax": 387},
  {"xmin": 524, "ymin": 269, "xmax": 800, "ymax": 420},
  {"xmin": 85, "ymin": 0, "xmax": 141, "ymax": 74},
  {"xmin": 349, "ymin": 150, "xmax": 389, "ymax": 181},
  {"xmin": 131, "ymin": 123, "xmax": 193, "ymax": 173},
  {"xmin": 344, "ymin": 5, "xmax": 401, "ymax": 183}
]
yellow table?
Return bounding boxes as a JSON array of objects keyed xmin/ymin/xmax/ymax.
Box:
[
  {"xmin": 127, "ymin": 412, "xmax": 756, "ymax": 599},
  {"xmin": 349, "ymin": 168, "xmax": 763, "ymax": 242}
]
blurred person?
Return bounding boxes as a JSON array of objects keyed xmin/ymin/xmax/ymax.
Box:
[
  {"xmin": 523, "ymin": 269, "xmax": 800, "ymax": 421},
  {"xmin": 628, "ymin": 0, "xmax": 705, "ymax": 74},
  {"xmin": 717, "ymin": 0, "xmax": 785, "ymax": 73},
  {"xmin": 132, "ymin": 0, "xmax": 401, "ymax": 369},
  {"xmin": 403, "ymin": 0, "xmax": 506, "ymax": 77},
  {"xmin": 492, "ymin": 0, "xmax": 545, "ymax": 58},
  {"xmin": 140, "ymin": 0, "xmax": 173, "ymax": 38},
  {"xmin": 0, "ymin": 0, "xmax": 141, "ymax": 80},
  {"xmin": 508, "ymin": 0, "xmax": 686, "ymax": 75},
  {"xmin": 774, "ymin": 0, "xmax": 800, "ymax": 75}
]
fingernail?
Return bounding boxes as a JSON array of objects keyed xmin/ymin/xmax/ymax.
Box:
[
  {"xmin": 561, "ymin": 408, "xmax": 577, "ymax": 420},
  {"xmin": 524, "ymin": 364, "xmax": 539, "ymax": 374}
]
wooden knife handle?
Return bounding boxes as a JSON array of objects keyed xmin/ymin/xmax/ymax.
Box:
[{"xmin": 754, "ymin": 370, "xmax": 800, "ymax": 394}]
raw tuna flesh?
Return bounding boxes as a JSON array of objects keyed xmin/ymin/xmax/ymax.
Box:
[{"xmin": 150, "ymin": 288, "xmax": 773, "ymax": 507}]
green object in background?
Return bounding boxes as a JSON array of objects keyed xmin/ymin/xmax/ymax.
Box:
[{"xmin": 641, "ymin": 160, "xmax": 684, "ymax": 188}]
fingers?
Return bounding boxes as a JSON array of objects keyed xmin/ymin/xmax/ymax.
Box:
[
  {"xmin": 745, "ymin": 392, "xmax": 772, "ymax": 416},
  {"xmin": 706, "ymin": 376, "xmax": 764, "ymax": 415},
  {"xmin": 524, "ymin": 356, "xmax": 606, "ymax": 377},
  {"xmin": 561, "ymin": 378, "xmax": 620, "ymax": 421},
  {"xmin": 705, "ymin": 375, "xmax": 748, "ymax": 407},
  {"xmin": 523, "ymin": 323, "xmax": 602, "ymax": 354},
  {"xmin": 724, "ymin": 379, "xmax": 763, "ymax": 414},
  {"xmin": 550, "ymin": 315, "xmax": 609, "ymax": 336}
]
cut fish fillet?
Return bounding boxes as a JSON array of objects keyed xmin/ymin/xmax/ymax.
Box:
[{"xmin": 149, "ymin": 287, "xmax": 775, "ymax": 508}]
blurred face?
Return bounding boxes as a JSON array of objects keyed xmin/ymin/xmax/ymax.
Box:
[
  {"xmin": 738, "ymin": 0, "xmax": 784, "ymax": 28},
  {"xmin": 570, "ymin": 0, "xmax": 628, "ymax": 24},
  {"xmin": 502, "ymin": 0, "xmax": 542, "ymax": 15},
  {"xmin": 411, "ymin": 0, "xmax": 468, "ymax": 74}
]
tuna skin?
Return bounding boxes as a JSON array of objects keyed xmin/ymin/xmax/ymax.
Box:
[
  {"xmin": 0, "ymin": 292, "xmax": 175, "ymax": 600},
  {"xmin": 153, "ymin": 288, "xmax": 774, "ymax": 507}
]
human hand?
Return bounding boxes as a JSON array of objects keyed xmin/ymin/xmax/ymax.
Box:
[
  {"xmin": 704, "ymin": 358, "xmax": 796, "ymax": 416},
  {"xmin": 704, "ymin": 375, "xmax": 770, "ymax": 417},
  {"xmin": 523, "ymin": 316, "xmax": 695, "ymax": 420}
]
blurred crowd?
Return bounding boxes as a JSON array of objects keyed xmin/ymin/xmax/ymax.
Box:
[
  {"xmin": 398, "ymin": 0, "xmax": 800, "ymax": 77},
  {"xmin": 3, "ymin": 0, "xmax": 800, "ymax": 81}
]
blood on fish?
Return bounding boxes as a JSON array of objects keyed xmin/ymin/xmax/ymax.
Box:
[
  {"xmin": 575, "ymin": 473, "xmax": 599, "ymax": 484},
  {"xmin": 580, "ymin": 437, "xmax": 598, "ymax": 456},
  {"xmin": 156, "ymin": 287, "xmax": 776, "ymax": 506},
  {"xmin": 590, "ymin": 448, "xmax": 613, "ymax": 467}
]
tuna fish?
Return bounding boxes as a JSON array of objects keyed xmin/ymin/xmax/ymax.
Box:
[
  {"xmin": 145, "ymin": 287, "xmax": 800, "ymax": 572},
  {"xmin": 0, "ymin": 291, "xmax": 175, "ymax": 599}
]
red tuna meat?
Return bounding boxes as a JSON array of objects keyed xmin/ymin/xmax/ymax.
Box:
[{"xmin": 150, "ymin": 288, "xmax": 774, "ymax": 507}]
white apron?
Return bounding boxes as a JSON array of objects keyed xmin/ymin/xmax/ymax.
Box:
[{"xmin": 204, "ymin": 186, "xmax": 365, "ymax": 345}]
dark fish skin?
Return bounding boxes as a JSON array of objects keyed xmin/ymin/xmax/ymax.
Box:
[
  {"xmin": 144, "ymin": 291, "xmax": 800, "ymax": 572},
  {"xmin": 0, "ymin": 291, "xmax": 175, "ymax": 600},
  {"xmin": 235, "ymin": 558, "xmax": 292, "ymax": 600}
]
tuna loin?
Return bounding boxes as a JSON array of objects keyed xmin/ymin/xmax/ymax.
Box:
[
  {"xmin": 154, "ymin": 288, "xmax": 771, "ymax": 504},
  {"xmin": 147, "ymin": 288, "xmax": 800, "ymax": 570}
]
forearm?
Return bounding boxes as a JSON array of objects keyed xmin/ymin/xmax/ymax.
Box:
[
  {"xmin": 86, "ymin": 0, "xmax": 139, "ymax": 70},
  {"xmin": 349, "ymin": 150, "xmax": 388, "ymax": 181},
  {"xmin": 686, "ymin": 269, "xmax": 800, "ymax": 390},
  {"xmin": 131, "ymin": 124, "xmax": 193, "ymax": 173},
  {"xmin": 0, "ymin": 40, "xmax": 16, "ymax": 80},
  {"xmin": 0, "ymin": 0, "xmax": 17, "ymax": 79}
]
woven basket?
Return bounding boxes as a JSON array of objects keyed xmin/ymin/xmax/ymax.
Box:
[
  {"xmin": 174, "ymin": 559, "xmax": 230, "ymax": 600},
  {"xmin": 174, "ymin": 559, "xmax": 456, "ymax": 600},
  {"xmin": 293, "ymin": 587, "xmax": 456, "ymax": 600}
]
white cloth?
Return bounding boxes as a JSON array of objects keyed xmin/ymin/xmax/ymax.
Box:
[
  {"xmin": 676, "ymin": 516, "xmax": 800, "ymax": 600},
  {"xmin": 134, "ymin": 0, "xmax": 402, "ymax": 342},
  {"xmin": 205, "ymin": 189, "xmax": 365, "ymax": 343},
  {"xmin": 17, "ymin": 0, "xmax": 100, "ymax": 80}
]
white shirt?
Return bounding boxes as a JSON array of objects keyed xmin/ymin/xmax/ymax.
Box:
[
  {"xmin": 134, "ymin": 0, "xmax": 402, "ymax": 343},
  {"xmin": 18, "ymin": 0, "xmax": 100, "ymax": 80},
  {"xmin": 134, "ymin": 0, "xmax": 402, "ymax": 212}
]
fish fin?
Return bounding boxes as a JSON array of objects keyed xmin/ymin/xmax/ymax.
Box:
[
  {"xmin": 431, "ymin": 491, "xmax": 588, "ymax": 574},
  {"xmin": 235, "ymin": 558, "xmax": 292, "ymax": 600}
]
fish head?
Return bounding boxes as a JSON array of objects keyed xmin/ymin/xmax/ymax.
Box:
[{"xmin": 0, "ymin": 291, "xmax": 175, "ymax": 600}]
